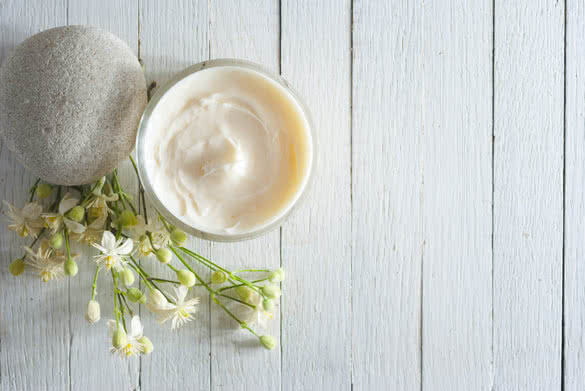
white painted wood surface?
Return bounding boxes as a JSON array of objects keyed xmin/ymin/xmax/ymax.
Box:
[{"xmin": 0, "ymin": 1, "xmax": 581, "ymax": 390}]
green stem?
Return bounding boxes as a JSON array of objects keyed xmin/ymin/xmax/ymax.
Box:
[
  {"xmin": 91, "ymin": 266, "xmax": 99, "ymax": 300},
  {"xmin": 64, "ymin": 227, "xmax": 71, "ymax": 260},
  {"xmin": 29, "ymin": 178, "xmax": 40, "ymax": 202},
  {"xmin": 119, "ymin": 293, "xmax": 134, "ymax": 317},
  {"xmin": 148, "ymin": 277, "xmax": 180, "ymax": 285},
  {"xmin": 218, "ymin": 278, "xmax": 268, "ymax": 293},
  {"xmin": 217, "ymin": 293, "xmax": 255, "ymax": 308},
  {"xmin": 234, "ymin": 269, "xmax": 270, "ymax": 273},
  {"xmin": 170, "ymin": 247, "xmax": 258, "ymax": 335},
  {"xmin": 112, "ymin": 270, "xmax": 119, "ymax": 328}
]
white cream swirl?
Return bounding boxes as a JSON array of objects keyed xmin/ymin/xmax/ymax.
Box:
[{"xmin": 144, "ymin": 66, "xmax": 312, "ymax": 235}]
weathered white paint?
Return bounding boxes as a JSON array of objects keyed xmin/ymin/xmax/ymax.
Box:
[
  {"xmin": 1, "ymin": 1, "xmax": 584, "ymax": 390},
  {"xmin": 564, "ymin": 1, "xmax": 585, "ymax": 391},
  {"xmin": 493, "ymin": 1, "xmax": 564, "ymax": 390},
  {"xmin": 281, "ymin": 1, "xmax": 352, "ymax": 390},
  {"xmin": 352, "ymin": 0, "xmax": 422, "ymax": 389},
  {"xmin": 208, "ymin": 2, "xmax": 282, "ymax": 390},
  {"xmin": 0, "ymin": 2, "xmax": 69, "ymax": 391},
  {"xmin": 422, "ymin": 1, "xmax": 493, "ymax": 390}
]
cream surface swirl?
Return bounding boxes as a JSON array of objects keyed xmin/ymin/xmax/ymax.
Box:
[{"xmin": 143, "ymin": 66, "xmax": 312, "ymax": 235}]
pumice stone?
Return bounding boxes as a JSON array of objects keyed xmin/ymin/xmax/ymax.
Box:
[{"xmin": 0, "ymin": 25, "xmax": 147, "ymax": 185}]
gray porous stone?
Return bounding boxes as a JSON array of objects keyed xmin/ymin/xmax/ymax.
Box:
[{"xmin": 0, "ymin": 25, "xmax": 147, "ymax": 185}]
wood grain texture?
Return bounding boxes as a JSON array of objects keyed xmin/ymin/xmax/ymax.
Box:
[
  {"xmin": 208, "ymin": 2, "xmax": 281, "ymax": 390},
  {"xmin": 281, "ymin": 1, "xmax": 352, "ymax": 390},
  {"xmin": 422, "ymin": 1, "xmax": 493, "ymax": 390},
  {"xmin": 351, "ymin": 1, "xmax": 422, "ymax": 389},
  {"xmin": 563, "ymin": 1, "xmax": 584, "ymax": 390},
  {"xmin": 493, "ymin": 1, "xmax": 564, "ymax": 390},
  {"xmin": 0, "ymin": 2, "xmax": 69, "ymax": 390},
  {"xmin": 67, "ymin": 2, "xmax": 140, "ymax": 390},
  {"xmin": 139, "ymin": 1, "xmax": 211, "ymax": 390}
]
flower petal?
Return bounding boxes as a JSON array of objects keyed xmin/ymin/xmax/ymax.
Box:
[
  {"xmin": 64, "ymin": 219, "xmax": 86, "ymax": 234},
  {"xmin": 129, "ymin": 315, "xmax": 143, "ymax": 338},
  {"xmin": 101, "ymin": 231, "xmax": 116, "ymax": 250},
  {"xmin": 58, "ymin": 197, "xmax": 78, "ymax": 215},
  {"xmin": 117, "ymin": 238, "xmax": 134, "ymax": 255}
]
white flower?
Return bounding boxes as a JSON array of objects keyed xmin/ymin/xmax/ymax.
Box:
[
  {"xmin": 42, "ymin": 194, "xmax": 85, "ymax": 234},
  {"xmin": 107, "ymin": 315, "xmax": 144, "ymax": 358},
  {"xmin": 232, "ymin": 291, "xmax": 275, "ymax": 329},
  {"xmin": 23, "ymin": 240, "xmax": 66, "ymax": 282},
  {"xmin": 72, "ymin": 215, "xmax": 106, "ymax": 245},
  {"xmin": 125, "ymin": 215, "xmax": 153, "ymax": 256},
  {"xmin": 92, "ymin": 231, "xmax": 133, "ymax": 272},
  {"xmin": 86, "ymin": 192, "xmax": 118, "ymax": 217},
  {"xmin": 3, "ymin": 200, "xmax": 44, "ymax": 238},
  {"xmin": 147, "ymin": 285, "xmax": 199, "ymax": 330}
]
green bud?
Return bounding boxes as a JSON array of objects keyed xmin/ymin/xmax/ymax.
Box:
[
  {"xmin": 139, "ymin": 336, "xmax": 153, "ymax": 355},
  {"xmin": 120, "ymin": 267, "xmax": 135, "ymax": 287},
  {"xmin": 262, "ymin": 298, "xmax": 275, "ymax": 311},
  {"xmin": 49, "ymin": 232, "xmax": 64, "ymax": 249},
  {"xmin": 66, "ymin": 206, "xmax": 85, "ymax": 223},
  {"xmin": 155, "ymin": 248, "xmax": 172, "ymax": 264},
  {"xmin": 35, "ymin": 183, "xmax": 53, "ymax": 199},
  {"xmin": 259, "ymin": 335, "xmax": 277, "ymax": 350},
  {"xmin": 118, "ymin": 210, "xmax": 138, "ymax": 227},
  {"xmin": 127, "ymin": 287, "xmax": 145, "ymax": 303},
  {"xmin": 261, "ymin": 285, "xmax": 281, "ymax": 299},
  {"xmin": 112, "ymin": 328, "xmax": 127, "ymax": 349},
  {"xmin": 177, "ymin": 269, "xmax": 196, "ymax": 287},
  {"xmin": 87, "ymin": 207, "xmax": 102, "ymax": 223},
  {"xmin": 269, "ymin": 268, "xmax": 285, "ymax": 283},
  {"xmin": 64, "ymin": 258, "xmax": 78, "ymax": 276},
  {"xmin": 211, "ymin": 270, "xmax": 227, "ymax": 284},
  {"xmin": 236, "ymin": 286, "xmax": 253, "ymax": 302},
  {"xmin": 9, "ymin": 258, "xmax": 25, "ymax": 276},
  {"xmin": 170, "ymin": 228, "xmax": 187, "ymax": 246},
  {"xmin": 149, "ymin": 289, "xmax": 167, "ymax": 306}
]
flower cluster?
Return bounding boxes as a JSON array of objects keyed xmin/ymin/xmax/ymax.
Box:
[{"xmin": 2, "ymin": 158, "xmax": 284, "ymax": 358}]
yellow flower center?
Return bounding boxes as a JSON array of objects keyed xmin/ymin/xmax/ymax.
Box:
[
  {"xmin": 178, "ymin": 309, "xmax": 189, "ymax": 319},
  {"xmin": 124, "ymin": 343, "xmax": 134, "ymax": 356},
  {"xmin": 41, "ymin": 271, "xmax": 51, "ymax": 282},
  {"xmin": 105, "ymin": 255, "xmax": 115, "ymax": 269}
]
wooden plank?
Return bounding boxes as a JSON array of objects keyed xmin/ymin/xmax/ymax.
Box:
[
  {"xmin": 422, "ymin": 1, "xmax": 493, "ymax": 390},
  {"xmin": 351, "ymin": 0, "xmax": 422, "ymax": 389},
  {"xmin": 281, "ymin": 1, "xmax": 352, "ymax": 389},
  {"xmin": 0, "ymin": 2, "xmax": 69, "ymax": 391},
  {"xmin": 493, "ymin": 1, "xmax": 564, "ymax": 389},
  {"xmin": 139, "ymin": 1, "xmax": 210, "ymax": 390},
  {"xmin": 66, "ymin": 1, "xmax": 140, "ymax": 389},
  {"xmin": 563, "ymin": 1, "xmax": 583, "ymax": 390},
  {"xmin": 207, "ymin": 1, "xmax": 281, "ymax": 390}
]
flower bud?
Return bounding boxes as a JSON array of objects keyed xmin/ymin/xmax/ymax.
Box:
[
  {"xmin": 118, "ymin": 210, "xmax": 138, "ymax": 227},
  {"xmin": 85, "ymin": 300, "xmax": 100, "ymax": 324},
  {"xmin": 35, "ymin": 183, "xmax": 53, "ymax": 199},
  {"xmin": 170, "ymin": 228, "xmax": 187, "ymax": 246},
  {"xmin": 149, "ymin": 289, "xmax": 167, "ymax": 306},
  {"xmin": 261, "ymin": 285, "xmax": 281, "ymax": 299},
  {"xmin": 259, "ymin": 335, "xmax": 277, "ymax": 350},
  {"xmin": 49, "ymin": 232, "xmax": 64, "ymax": 249},
  {"xmin": 211, "ymin": 270, "xmax": 227, "ymax": 284},
  {"xmin": 139, "ymin": 336, "xmax": 153, "ymax": 355},
  {"xmin": 64, "ymin": 258, "xmax": 78, "ymax": 277},
  {"xmin": 236, "ymin": 286, "xmax": 253, "ymax": 302},
  {"xmin": 155, "ymin": 248, "xmax": 172, "ymax": 264},
  {"xmin": 177, "ymin": 269, "xmax": 196, "ymax": 287},
  {"xmin": 127, "ymin": 287, "xmax": 145, "ymax": 303},
  {"xmin": 9, "ymin": 258, "xmax": 25, "ymax": 276},
  {"xmin": 87, "ymin": 207, "xmax": 102, "ymax": 223},
  {"xmin": 92, "ymin": 177, "xmax": 106, "ymax": 195},
  {"xmin": 262, "ymin": 298, "xmax": 275, "ymax": 311},
  {"xmin": 269, "ymin": 268, "xmax": 285, "ymax": 283},
  {"xmin": 120, "ymin": 267, "xmax": 135, "ymax": 287},
  {"xmin": 66, "ymin": 206, "xmax": 85, "ymax": 223},
  {"xmin": 112, "ymin": 328, "xmax": 127, "ymax": 349}
]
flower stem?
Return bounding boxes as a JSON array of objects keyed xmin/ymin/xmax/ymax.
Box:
[
  {"xmin": 112, "ymin": 270, "xmax": 119, "ymax": 328},
  {"xmin": 29, "ymin": 178, "xmax": 40, "ymax": 202},
  {"xmin": 218, "ymin": 278, "xmax": 268, "ymax": 293},
  {"xmin": 91, "ymin": 265, "xmax": 99, "ymax": 300},
  {"xmin": 170, "ymin": 247, "xmax": 259, "ymax": 335},
  {"xmin": 233, "ymin": 269, "xmax": 270, "ymax": 273},
  {"xmin": 64, "ymin": 227, "xmax": 71, "ymax": 260},
  {"xmin": 148, "ymin": 277, "xmax": 180, "ymax": 285}
]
